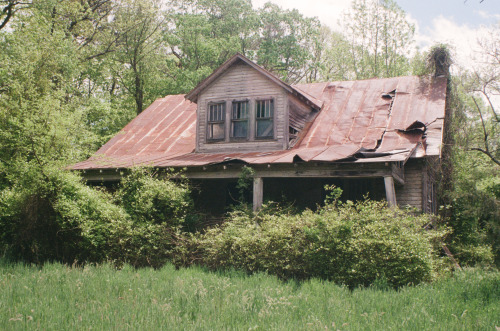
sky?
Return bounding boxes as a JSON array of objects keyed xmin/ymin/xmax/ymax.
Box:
[{"xmin": 251, "ymin": 0, "xmax": 500, "ymax": 70}]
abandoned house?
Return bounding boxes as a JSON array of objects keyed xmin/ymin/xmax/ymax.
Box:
[{"xmin": 73, "ymin": 53, "xmax": 448, "ymax": 213}]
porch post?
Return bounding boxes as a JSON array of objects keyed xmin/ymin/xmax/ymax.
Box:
[
  {"xmin": 384, "ymin": 176, "xmax": 397, "ymax": 207},
  {"xmin": 253, "ymin": 177, "xmax": 263, "ymax": 211}
]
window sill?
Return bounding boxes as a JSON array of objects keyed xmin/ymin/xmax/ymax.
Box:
[
  {"xmin": 229, "ymin": 137, "xmax": 250, "ymax": 142},
  {"xmin": 206, "ymin": 139, "xmax": 225, "ymax": 143},
  {"xmin": 206, "ymin": 138, "xmax": 277, "ymax": 144}
]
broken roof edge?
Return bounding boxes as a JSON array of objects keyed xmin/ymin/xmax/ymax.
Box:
[{"xmin": 184, "ymin": 53, "xmax": 322, "ymax": 110}]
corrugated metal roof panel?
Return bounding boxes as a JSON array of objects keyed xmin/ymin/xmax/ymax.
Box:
[{"xmin": 72, "ymin": 75, "xmax": 447, "ymax": 170}]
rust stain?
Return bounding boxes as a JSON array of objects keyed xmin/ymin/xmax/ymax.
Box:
[{"xmin": 72, "ymin": 76, "xmax": 447, "ymax": 170}]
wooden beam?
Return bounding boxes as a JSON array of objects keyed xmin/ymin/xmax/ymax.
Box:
[
  {"xmin": 384, "ymin": 176, "xmax": 397, "ymax": 207},
  {"xmin": 391, "ymin": 162, "xmax": 405, "ymax": 185},
  {"xmin": 81, "ymin": 173, "xmax": 122, "ymax": 182},
  {"xmin": 184, "ymin": 167, "xmax": 391, "ymax": 179},
  {"xmin": 253, "ymin": 177, "xmax": 263, "ymax": 211},
  {"xmin": 80, "ymin": 163, "xmax": 393, "ymax": 182}
]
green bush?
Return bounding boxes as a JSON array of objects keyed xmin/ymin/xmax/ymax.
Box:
[
  {"xmin": 446, "ymin": 178, "xmax": 500, "ymax": 267},
  {"xmin": 0, "ymin": 166, "xmax": 189, "ymax": 268},
  {"xmin": 0, "ymin": 167, "xmax": 129, "ymax": 264},
  {"xmin": 115, "ymin": 167, "xmax": 193, "ymax": 226},
  {"xmin": 451, "ymin": 243, "xmax": 494, "ymax": 268},
  {"xmin": 177, "ymin": 200, "xmax": 448, "ymax": 288},
  {"xmin": 106, "ymin": 219, "xmax": 179, "ymax": 268}
]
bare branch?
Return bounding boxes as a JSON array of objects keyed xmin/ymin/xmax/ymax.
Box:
[
  {"xmin": 471, "ymin": 96, "xmax": 500, "ymax": 166},
  {"xmin": 0, "ymin": 1, "xmax": 32, "ymax": 31},
  {"xmin": 470, "ymin": 147, "xmax": 500, "ymax": 166}
]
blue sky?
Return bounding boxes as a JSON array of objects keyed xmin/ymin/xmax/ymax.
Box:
[
  {"xmin": 252, "ymin": 0, "xmax": 500, "ymax": 68},
  {"xmin": 398, "ymin": 0, "xmax": 500, "ymax": 30}
]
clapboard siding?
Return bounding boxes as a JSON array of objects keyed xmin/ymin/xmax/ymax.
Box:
[
  {"xmin": 396, "ymin": 160, "xmax": 423, "ymax": 210},
  {"xmin": 197, "ymin": 63, "xmax": 288, "ymax": 152}
]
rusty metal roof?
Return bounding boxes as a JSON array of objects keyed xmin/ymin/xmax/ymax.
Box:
[{"xmin": 72, "ymin": 75, "xmax": 447, "ymax": 171}]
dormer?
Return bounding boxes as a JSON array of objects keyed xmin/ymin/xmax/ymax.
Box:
[{"xmin": 185, "ymin": 53, "xmax": 322, "ymax": 153}]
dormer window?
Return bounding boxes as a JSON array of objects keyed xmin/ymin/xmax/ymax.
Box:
[
  {"xmin": 231, "ymin": 100, "xmax": 249, "ymax": 139},
  {"xmin": 207, "ymin": 102, "xmax": 225, "ymax": 141},
  {"xmin": 206, "ymin": 97, "xmax": 276, "ymax": 144},
  {"xmin": 187, "ymin": 53, "xmax": 322, "ymax": 152},
  {"xmin": 256, "ymin": 99, "xmax": 274, "ymax": 138}
]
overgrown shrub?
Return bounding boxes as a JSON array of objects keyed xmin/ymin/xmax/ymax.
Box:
[
  {"xmin": 115, "ymin": 167, "xmax": 193, "ymax": 226},
  {"xmin": 444, "ymin": 150, "xmax": 500, "ymax": 267},
  {"xmin": 106, "ymin": 220, "xmax": 179, "ymax": 268},
  {"xmin": 0, "ymin": 166, "xmax": 190, "ymax": 267},
  {"xmin": 0, "ymin": 167, "xmax": 129, "ymax": 263},
  {"xmin": 176, "ymin": 200, "xmax": 448, "ymax": 288}
]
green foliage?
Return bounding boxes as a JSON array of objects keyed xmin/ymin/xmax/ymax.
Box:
[
  {"xmin": 178, "ymin": 200, "xmax": 448, "ymax": 288},
  {"xmin": 324, "ymin": 184, "xmax": 342, "ymax": 204},
  {"xmin": 235, "ymin": 165, "xmax": 255, "ymax": 203},
  {"xmin": 446, "ymin": 149, "xmax": 499, "ymax": 266},
  {"xmin": 0, "ymin": 167, "xmax": 128, "ymax": 264},
  {"xmin": 341, "ymin": 0, "xmax": 415, "ymax": 79},
  {"xmin": 81, "ymin": 99, "xmax": 136, "ymax": 147},
  {"xmin": 427, "ymin": 44, "xmax": 452, "ymax": 77},
  {"xmin": 105, "ymin": 218, "xmax": 179, "ymax": 268},
  {"xmin": 1, "ymin": 262, "xmax": 498, "ymax": 330},
  {"xmin": 0, "ymin": 6, "xmax": 93, "ymax": 172},
  {"xmin": 442, "ymin": 75, "xmax": 500, "ymax": 267},
  {"xmin": 166, "ymin": 0, "xmax": 258, "ymax": 90},
  {"xmin": 257, "ymin": 2, "xmax": 321, "ymax": 83},
  {"xmin": 115, "ymin": 167, "xmax": 193, "ymax": 226},
  {"xmin": 0, "ymin": 165, "xmax": 192, "ymax": 268}
]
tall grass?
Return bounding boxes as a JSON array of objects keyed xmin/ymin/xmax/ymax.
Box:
[{"xmin": 0, "ymin": 260, "xmax": 498, "ymax": 330}]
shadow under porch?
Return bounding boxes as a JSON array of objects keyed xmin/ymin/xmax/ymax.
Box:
[{"xmin": 190, "ymin": 177, "xmax": 386, "ymax": 215}]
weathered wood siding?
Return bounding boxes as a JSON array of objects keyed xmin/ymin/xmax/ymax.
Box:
[
  {"xmin": 197, "ymin": 63, "xmax": 288, "ymax": 153},
  {"xmin": 421, "ymin": 158, "xmax": 438, "ymax": 214},
  {"xmin": 395, "ymin": 160, "xmax": 424, "ymax": 210}
]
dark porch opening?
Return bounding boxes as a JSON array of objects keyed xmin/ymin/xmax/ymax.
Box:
[{"xmin": 191, "ymin": 177, "xmax": 386, "ymax": 215}]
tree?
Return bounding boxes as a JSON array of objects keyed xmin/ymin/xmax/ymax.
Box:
[
  {"xmin": 109, "ymin": 0, "xmax": 169, "ymax": 114},
  {"xmin": 465, "ymin": 24, "xmax": 500, "ymax": 166},
  {"xmin": 446, "ymin": 81, "xmax": 499, "ymax": 266},
  {"xmin": 257, "ymin": 2, "xmax": 321, "ymax": 83},
  {"xmin": 0, "ymin": 0, "xmax": 31, "ymax": 31},
  {"xmin": 314, "ymin": 26, "xmax": 353, "ymax": 81},
  {"xmin": 165, "ymin": 0, "xmax": 259, "ymax": 92},
  {"xmin": 341, "ymin": 0, "xmax": 415, "ymax": 79},
  {"xmin": 426, "ymin": 42, "xmax": 500, "ymax": 267},
  {"xmin": 0, "ymin": 2, "xmax": 98, "ymax": 190}
]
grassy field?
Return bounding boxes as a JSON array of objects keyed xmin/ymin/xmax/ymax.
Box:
[{"xmin": 0, "ymin": 261, "xmax": 498, "ymax": 330}]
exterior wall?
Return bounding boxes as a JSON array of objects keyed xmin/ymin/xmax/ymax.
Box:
[
  {"xmin": 196, "ymin": 63, "xmax": 288, "ymax": 153},
  {"xmin": 422, "ymin": 158, "xmax": 438, "ymax": 214},
  {"xmin": 395, "ymin": 159, "xmax": 427, "ymax": 211}
]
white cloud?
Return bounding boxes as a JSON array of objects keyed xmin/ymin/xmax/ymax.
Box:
[
  {"xmin": 250, "ymin": 0, "xmax": 495, "ymax": 73},
  {"xmin": 475, "ymin": 10, "xmax": 500, "ymax": 21},
  {"xmin": 415, "ymin": 15, "xmax": 495, "ymax": 71},
  {"xmin": 251, "ymin": 0, "xmax": 352, "ymax": 30}
]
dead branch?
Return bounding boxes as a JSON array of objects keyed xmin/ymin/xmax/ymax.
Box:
[{"xmin": 442, "ymin": 244, "xmax": 462, "ymax": 270}]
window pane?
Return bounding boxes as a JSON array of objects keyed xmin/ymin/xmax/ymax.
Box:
[
  {"xmin": 209, "ymin": 123, "xmax": 225, "ymax": 140},
  {"xmin": 209, "ymin": 103, "xmax": 225, "ymax": 122},
  {"xmin": 232, "ymin": 101, "xmax": 248, "ymax": 119},
  {"xmin": 232, "ymin": 121, "xmax": 248, "ymax": 138},
  {"xmin": 208, "ymin": 102, "xmax": 225, "ymax": 140},
  {"xmin": 231, "ymin": 101, "xmax": 248, "ymax": 138},
  {"xmin": 256, "ymin": 99, "xmax": 273, "ymax": 118},
  {"xmin": 256, "ymin": 119, "xmax": 273, "ymax": 137}
]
